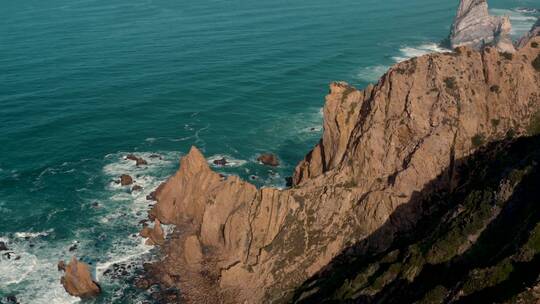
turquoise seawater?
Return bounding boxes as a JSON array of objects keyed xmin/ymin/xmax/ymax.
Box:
[{"xmin": 0, "ymin": 0, "xmax": 538, "ymax": 302}]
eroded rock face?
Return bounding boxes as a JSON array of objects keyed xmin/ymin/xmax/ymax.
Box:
[
  {"xmin": 147, "ymin": 39, "xmax": 540, "ymax": 303},
  {"xmin": 450, "ymin": 0, "xmax": 515, "ymax": 53},
  {"xmin": 60, "ymin": 257, "xmax": 101, "ymax": 298}
]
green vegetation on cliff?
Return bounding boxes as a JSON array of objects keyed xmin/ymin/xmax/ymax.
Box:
[{"xmin": 293, "ymin": 135, "xmax": 540, "ymax": 304}]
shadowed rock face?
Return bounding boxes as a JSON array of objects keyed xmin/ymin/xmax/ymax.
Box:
[
  {"xmin": 450, "ymin": 0, "xmax": 515, "ymax": 53},
  {"xmin": 146, "ymin": 38, "xmax": 540, "ymax": 303},
  {"xmin": 293, "ymin": 135, "xmax": 540, "ymax": 303},
  {"xmin": 60, "ymin": 257, "xmax": 101, "ymax": 298}
]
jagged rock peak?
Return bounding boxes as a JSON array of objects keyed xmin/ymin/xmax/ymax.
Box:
[{"xmin": 450, "ymin": 0, "xmax": 515, "ymax": 53}]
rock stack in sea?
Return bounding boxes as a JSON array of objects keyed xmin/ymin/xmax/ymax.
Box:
[
  {"xmin": 139, "ymin": 32, "xmax": 540, "ymax": 303},
  {"xmin": 449, "ymin": 0, "xmax": 515, "ymax": 53},
  {"xmin": 59, "ymin": 257, "xmax": 101, "ymax": 298}
]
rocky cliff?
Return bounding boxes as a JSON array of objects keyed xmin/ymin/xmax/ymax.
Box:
[
  {"xmin": 449, "ymin": 0, "xmax": 515, "ymax": 53},
  {"xmin": 139, "ymin": 35, "xmax": 540, "ymax": 303},
  {"xmin": 293, "ymin": 133, "xmax": 540, "ymax": 304}
]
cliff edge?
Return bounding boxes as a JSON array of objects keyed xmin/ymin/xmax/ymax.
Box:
[{"xmin": 141, "ymin": 36, "xmax": 540, "ymax": 303}]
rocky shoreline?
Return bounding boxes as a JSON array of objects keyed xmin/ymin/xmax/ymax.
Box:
[
  {"xmin": 134, "ymin": 39, "xmax": 540, "ymax": 304},
  {"xmin": 55, "ymin": 0, "xmax": 540, "ymax": 302}
]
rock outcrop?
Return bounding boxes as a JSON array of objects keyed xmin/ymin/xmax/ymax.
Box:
[
  {"xmin": 126, "ymin": 154, "xmax": 148, "ymax": 166},
  {"xmin": 146, "ymin": 38, "xmax": 540, "ymax": 303},
  {"xmin": 257, "ymin": 153, "xmax": 280, "ymax": 166},
  {"xmin": 119, "ymin": 174, "xmax": 133, "ymax": 186},
  {"xmin": 294, "ymin": 135, "xmax": 540, "ymax": 303},
  {"xmin": 60, "ymin": 257, "xmax": 101, "ymax": 298},
  {"xmin": 140, "ymin": 219, "xmax": 165, "ymax": 245},
  {"xmin": 450, "ymin": 0, "xmax": 515, "ymax": 53}
]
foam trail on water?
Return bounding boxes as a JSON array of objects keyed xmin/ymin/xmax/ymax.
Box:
[
  {"xmin": 13, "ymin": 229, "xmax": 54, "ymax": 239},
  {"xmin": 96, "ymin": 150, "xmax": 180, "ymax": 286},
  {"xmin": 0, "ymin": 236, "xmax": 80, "ymax": 304},
  {"xmin": 95, "ymin": 238, "xmax": 153, "ymax": 281},
  {"xmin": 392, "ymin": 43, "xmax": 451, "ymax": 63},
  {"xmin": 356, "ymin": 43, "xmax": 450, "ymax": 83}
]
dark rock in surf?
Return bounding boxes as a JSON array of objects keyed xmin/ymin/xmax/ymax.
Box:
[
  {"xmin": 126, "ymin": 154, "xmax": 148, "ymax": 166},
  {"xmin": 257, "ymin": 153, "xmax": 279, "ymax": 166},
  {"xmin": 213, "ymin": 158, "xmax": 228, "ymax": 166},
  {"xmin": 0, "ymin": 241, "xmax": 8, "ymax": 251},
  {"xmin": 120, "ymin": 174, "xmax": 133, "ymax": 186}
]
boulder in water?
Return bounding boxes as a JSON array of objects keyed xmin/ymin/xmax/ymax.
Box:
[
  {"xmin": 213, "ymin": 157, "xmax": 228, "ymax": 166},
  {"xmin": 257, "ymin": 153, "xmax": 279, "ymax": 166},
  {"xmin": 126, "ymin": 154, "xmax": 148, "ymax": 166},
  {"xmin": 0, "ymin": 241, "xmax": 8, "ymax": 251},
  {"xmin": 120, "ymin": 174, "xmax": 133, "ymax": 186},
  {"xmin": 60, "ymin": 257, "xmax": 101, "ymax": 298}
]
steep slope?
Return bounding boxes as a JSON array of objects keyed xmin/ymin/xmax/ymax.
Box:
[
  {"xmin": 293, "ymin": 135, "xmax": 540, "ymax": 303},
  {"xmin": 143, "ymin": 37, "xmax": 540, "ymax": 303}
]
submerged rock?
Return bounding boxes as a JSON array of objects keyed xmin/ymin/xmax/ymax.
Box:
[
  {"xmin": 119, "ymin": 174, "xmax": 133, "ymax": 186},
  {"xmin": 126, "ymin": 154, "xmax": 148, "ymax": 166},
  {"xmin": 213, "ymin": 157, "xmax": 228, "ymax": 166},
  {"xmin": 0, "ymin": 241, "xmax": 8, "ymax": 251},
  {"xmin": 257, "ymin": 153, "xmax": 279, "ymax": 166},
  {"xmin": 60, "ymin": 257, "xmax": 101, "ymax": 298},
  {"xmin": 3, "ymin": 295, "xmax": 18, "ymax": 304},
  {"xmin": 450, "ymin": 0, "xmax": 515, "ymax": 53},
  {"xmin": 132, "ymin": 185, "xmax": 143, "ymax": 192}
]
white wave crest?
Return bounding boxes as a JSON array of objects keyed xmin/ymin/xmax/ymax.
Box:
[
  {"xmin": 392, "ymin": 43, "xmax": 451, "ymax": 63},
  {"xmin": 13, "ymin": 229, "xmax": 53, "ymax": 239}
]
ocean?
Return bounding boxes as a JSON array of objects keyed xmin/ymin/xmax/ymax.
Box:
[{"xmin": 0, "ymin": 0, "xmax": 538, "ymax": 302}]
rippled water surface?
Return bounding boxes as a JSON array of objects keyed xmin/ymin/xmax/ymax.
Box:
[{"xmin": 0, "ymin": 0, "xmax": 538, "ymax": 302}]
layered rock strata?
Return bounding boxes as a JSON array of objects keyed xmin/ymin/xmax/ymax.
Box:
[{"xmin": 450, "ymin": 0, "xmax": 515, "ymax": 53}]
